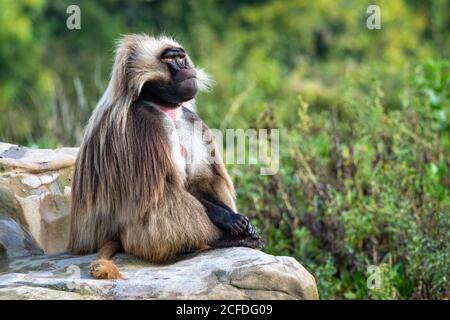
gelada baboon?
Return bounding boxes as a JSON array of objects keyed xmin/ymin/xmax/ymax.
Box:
[{"xmin": 67, "ymin": 34, "xmax": 264, "ymax": 279}]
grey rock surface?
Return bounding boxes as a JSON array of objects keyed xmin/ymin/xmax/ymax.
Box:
[
  {"xmin": 0, "ymin": 247, "xmax": 319, "ymax": 300},
  {"xmin": 0, "ymin": 217, "xmax": 43, "ymax": 260}
]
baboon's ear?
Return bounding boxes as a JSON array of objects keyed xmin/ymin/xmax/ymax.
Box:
[{"xmin": 195, "ymin": 68, "xmax": 213, "ymax": 92}]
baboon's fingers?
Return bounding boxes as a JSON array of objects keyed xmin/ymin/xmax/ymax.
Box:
[
  {"xmin": 234, "ymin": 215, "xmax": 249, "ymax": 231},
  {"xmin": 230, "ymin": 224, "xmax": 241, "ymax": 235},
  {"xmin": 223, "ymin": 213, "xmax": 248, "ymax": 235},
  {"xmin": 89, "ymin": 259, "xmax": 124, "ymax": 280},
  {"xmin": 245, "ymin": 223, "xmax": 260, "ymax": 239}
]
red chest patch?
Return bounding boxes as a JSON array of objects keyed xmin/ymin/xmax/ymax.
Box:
[{"xmin": 159, "ymin": 106, "xmax": 187, "ymax": 158}]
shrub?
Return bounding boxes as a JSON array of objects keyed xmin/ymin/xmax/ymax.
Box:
[{"xmin": 232, "ymin": 60, "xmax": 449, "ymax": 299}]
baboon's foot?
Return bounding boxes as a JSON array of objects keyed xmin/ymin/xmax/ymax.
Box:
[
  {"xmin": 89, "ymin": 258, "xmax": 124, "ymax": 280},
  {"xmin": 214, "ymin": 236, "xmax": 265, "ymax": 250},
  {"xmin": 242, "ymin": 237, "xmax": 265, "ymax": 249}
]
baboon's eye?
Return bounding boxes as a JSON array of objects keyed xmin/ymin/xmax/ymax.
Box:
[
  {"xmin": 162, "ymin": 47, "xmax": 188, "ymax": 71},
  {"xmin": 161, "ymin": 48, "xmax": 186, "ymax": 61}
]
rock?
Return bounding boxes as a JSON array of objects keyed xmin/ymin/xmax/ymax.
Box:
[
  {"xmin": 0, "ymin": 182, "xmax": 43, "ymax": 262},
  {"xmin": 0, "ymin": 142, "xmax": 78, "ymax": 174},
  {"xmin": 0, "ymin": 247, "xmax": 318, "ymax": 300},
  {"xmin": 0, "ymin": 217, "xmax": 43, "ymax": 261},
  {"xmin": 0, "ymin": 142, "xmax": 76, "ymax": 254}
]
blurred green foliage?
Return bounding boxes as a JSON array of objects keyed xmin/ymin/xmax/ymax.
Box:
[{"xmin": 0, "ymin": 0, "xmax": 448, "ymax": 299}]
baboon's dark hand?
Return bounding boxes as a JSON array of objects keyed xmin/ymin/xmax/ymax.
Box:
[
  {"xmin": 221, "ymin": 213, "xmax": 249, "ymax": 236},
  {"xmin": 200, "ymin": 198, "xmax": 255, "ymax": 236},
  {"xmin": 245, "ymin": 222, "xmax": 261, "ymax": 240}
]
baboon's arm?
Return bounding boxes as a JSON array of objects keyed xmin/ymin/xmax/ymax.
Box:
[{"xmin": 185, "ymin": 121, "xmax": 262, "ymax": 241}]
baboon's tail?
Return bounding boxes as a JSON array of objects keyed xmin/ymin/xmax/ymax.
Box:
[{"xmin": 89, "ymin": 241, "xmax": 124, "ymax": 280}]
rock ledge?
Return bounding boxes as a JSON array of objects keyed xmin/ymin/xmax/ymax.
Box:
[{"xmin": 0, "ymin": 247, "xmax": 318, "ymax": 300}]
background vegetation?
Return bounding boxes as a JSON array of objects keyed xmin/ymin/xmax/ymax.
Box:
[{"xmin": 0, "ymin": 0, "xmax": 448, "ymax": 299}]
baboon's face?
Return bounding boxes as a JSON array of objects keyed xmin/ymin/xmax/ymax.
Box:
[
  {"xmin": 115, "ymin": 35, "xmax": 210, "ymax": 106},
  {"xmin": 139, "ymin": 46, "xmax": 198, "ymax": 105}
]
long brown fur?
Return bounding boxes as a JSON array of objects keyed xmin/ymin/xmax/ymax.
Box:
[{"xmin": 68, "ymin": 35, "xmax": 239, "ymax": 279}]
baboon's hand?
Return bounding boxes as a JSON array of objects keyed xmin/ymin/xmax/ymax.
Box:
[
  {"xmin": 200, "ymin": 198, "xmax": 254, "ymax": 236},
  {"xmin": 245, "ymin": 222, "xmax": 261, "ymax": 240},
  {"xmin": 221, "ymin": 213, "xmax": 249, "ymax": 236}
]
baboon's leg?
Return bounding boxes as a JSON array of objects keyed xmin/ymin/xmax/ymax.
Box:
[
  {"xmin": 120, "ymin": 188, "xmax": 221, "ymax": 263},
  {"xmin": 188, "ymin": 160, "xmax": 263, "ymax": 242},
  {"xmin": 89, "ymin": 240, "xmax": 124, "ymax": 280},
  {"xmin": 187, "ymin": 158, "xmax": 238, "ymax": 212}
]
